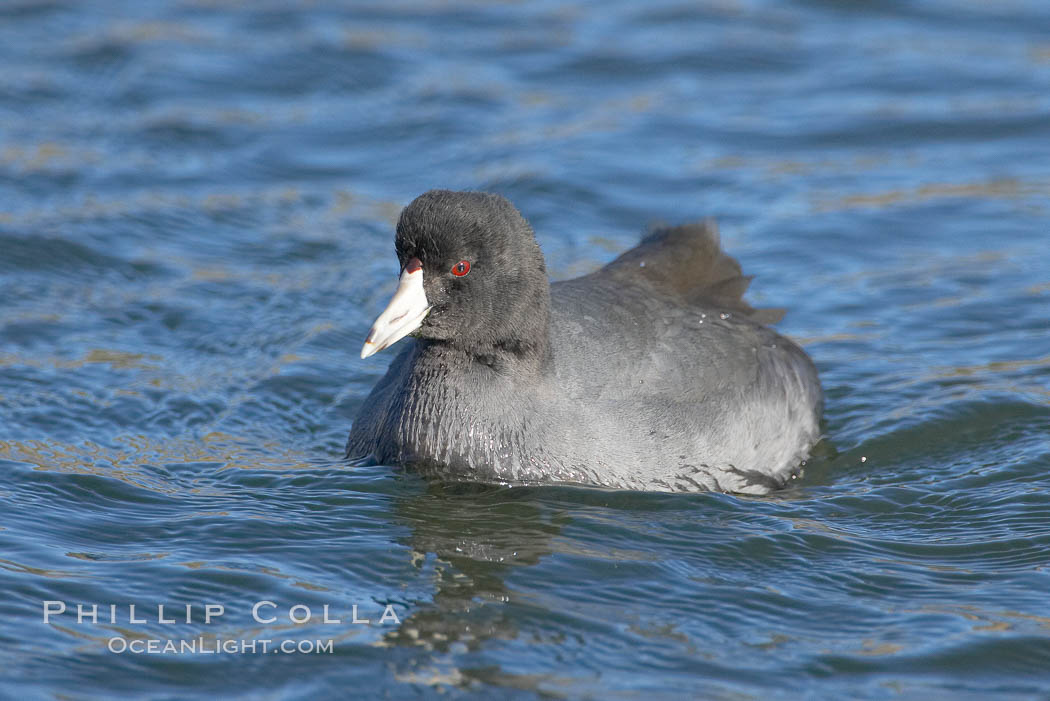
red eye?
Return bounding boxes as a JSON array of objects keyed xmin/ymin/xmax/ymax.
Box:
[{"xmin": 451, "ymin": 260, "xmax": 471, "ymax": 277}]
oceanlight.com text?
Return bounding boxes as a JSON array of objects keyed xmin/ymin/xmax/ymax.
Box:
[{"xmin": 107, "ymin": 637, "xmax": 334, "ymax": 655}]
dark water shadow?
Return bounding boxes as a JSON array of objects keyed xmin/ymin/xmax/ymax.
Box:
[{"xmin": 380, "ymin": 481, "xmax": 566, "ymax": 655}]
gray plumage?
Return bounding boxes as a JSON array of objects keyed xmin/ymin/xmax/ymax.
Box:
[{"xmin": 347, "ymin": 190, "xmax": 823, "ymax": 494}]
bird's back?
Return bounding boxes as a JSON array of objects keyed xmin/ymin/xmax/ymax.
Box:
[{"xmin": 539, "ymin": 222, "xmax": 823, "ymax": 492}]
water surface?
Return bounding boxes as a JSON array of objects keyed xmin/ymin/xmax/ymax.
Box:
[{"xmin": 2, "ymin": 0, "xmax": 1049, "ymax": 698}]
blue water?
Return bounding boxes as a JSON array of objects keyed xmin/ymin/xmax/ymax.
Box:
[{"xmin": 2, "ymin": 0, "xmax": 1050, "ymax": 698}]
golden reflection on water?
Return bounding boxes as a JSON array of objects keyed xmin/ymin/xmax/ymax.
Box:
[
  {"xmin": 701, "ymin": 152, "xmax": 900, "ymax": 177},
  {"xmin": 0, "ymin": 557, "xmax": 84, "ymax": 580},
  {"xmin": 0, "ymin": 349, "xmax": 161, "ymax": 372},
  {"xmin": 0, "ymin": 142, "xmax": 101, "ymax": 174},
  {"xmin": 69, "ymin": 20, "xmax": 208, "ymax": 47},
  {"xmin": 913, "ymin": 604, "xmax": 1050, "ymax": 634},
  {"xmin": 814, "ymin": 177, "xmax": 1050, "ymax": 212},
  {"xmin": 178, "ymin": 560, "xmax": 332, "ymax": 593},
  {"xmin": 0, "ymin": 433, "xmax": 327, "ymax": 495},
  {"xmin": 0, "ymin": 183, "xmax": 403, "ymax": 229},
  {"xmin": 66, "ymin": 551, "xmax": 168, "ymax": 562},
  {"xmin": 691, "ymin": 152, "xmax": 1050, "ymax": 215},
  {"xmin": 1032, "ymin": 44, "xmax": 1050, "ymax": 63}
]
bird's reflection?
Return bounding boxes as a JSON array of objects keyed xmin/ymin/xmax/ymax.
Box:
[{"xmin": 380, "ymin": 479, "xmax": 569, "ymax": 653}]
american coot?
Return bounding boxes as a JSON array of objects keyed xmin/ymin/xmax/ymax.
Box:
[{"xmin": 347, "ymin": 190, "xmax": 823, "ymax": 494}]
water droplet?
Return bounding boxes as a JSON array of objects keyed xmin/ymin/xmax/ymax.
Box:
[{"xmin": 860, "ymin": 456, "xmax": 867, "ymax": 463}]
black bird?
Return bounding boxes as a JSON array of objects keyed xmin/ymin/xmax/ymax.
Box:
[{"xmin": 347, "ymin": 190, "xmax": 822, "ymax": 493}]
